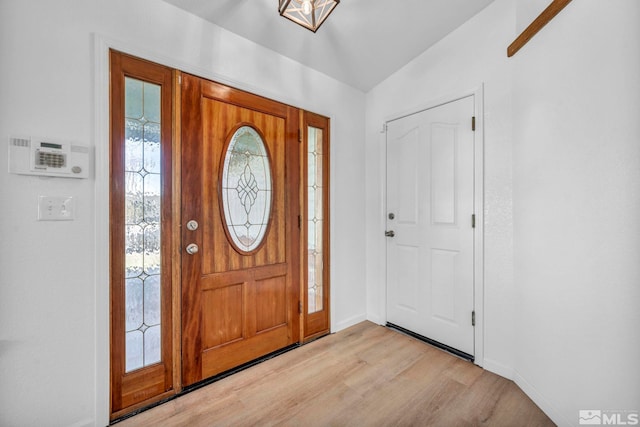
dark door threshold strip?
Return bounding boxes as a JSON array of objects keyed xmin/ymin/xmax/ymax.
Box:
[
  {"xmin": 386, "ymin": 322, "xmax": 474, "ymax": 363},
  {"xmin": 110, "ymin": 343, "xmax": 300, "ymax": 425}
]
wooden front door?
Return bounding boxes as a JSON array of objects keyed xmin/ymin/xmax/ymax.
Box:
[{"xmin": 180, "ymin": 73, "xmax": 301, "ymax": 386}]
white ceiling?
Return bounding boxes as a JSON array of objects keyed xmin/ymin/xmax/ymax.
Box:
[{"xmin": 162, "ymin": 0, "xmax": 496, "ymax": 92}]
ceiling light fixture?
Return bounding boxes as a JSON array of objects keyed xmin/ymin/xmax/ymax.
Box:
[{"xmin": 279, "ymin": 0, "xmax": 340, "ymax": 33}]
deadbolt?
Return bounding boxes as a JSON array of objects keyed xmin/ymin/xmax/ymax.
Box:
[
  {"xmin": 388, "ymin": 213, "xmax": 395, "ymax": 220},
  {"xmin": 186, "ymin": 220, "xmax": 199, "ymax": 231}
]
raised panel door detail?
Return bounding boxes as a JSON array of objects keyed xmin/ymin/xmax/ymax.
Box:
[
  {"xmin": 430, "ymin": 124, "xmax": 457, "ymax": 226},
  {"xmin": 396, "ymin": 245, "xmax": 419, "ymax": 312},
  {"xmin": 397, "ymin": 127, "xmax": 419, "ymax": 225},
  {"xmin": 430, "ymin": 249, "xmax": 458, "ymax": 323},
  {"xmin": 202, "ymin": 284, "xmax": 244, "ymax": 349},
  {"xmin": 255, "ymin": 276, "xmax": 287, "ymax": 332}
]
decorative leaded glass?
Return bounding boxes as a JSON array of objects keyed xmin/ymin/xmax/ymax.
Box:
[
  {"xmin": 221, "ymin": 126, "xmax": 272, "ymax": 253},
  {"xmin": 307, "ymin": 127, "xmax": 324, "ymax": 313},
  {"xmin": 124, "ymin": 77, "xmax": 162, "ymax": 372}
]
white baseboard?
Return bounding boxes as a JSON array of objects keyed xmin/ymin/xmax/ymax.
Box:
[
  {"xmin": 514, "ymin": 370, "xmax": 572, "ymax": 427},
  {"xmin": 482, "ymin": 358, "xmax": 515, "ymax": 380},
  {"xmin": 333, "ymin": 313, "xmax": 368, "ymax": 333},
  {"xmin": 365, "ymin": 313, "xmax": 385, "ymax": 326},
  {"xmin": 480, "ymin": 360, "xmax": 573, "ymax": 426},
  {"xmin": 67, "ymin": 418, "xmax": 94, "ymax": 427}
]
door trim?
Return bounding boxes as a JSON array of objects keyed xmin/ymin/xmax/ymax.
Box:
[{"xmin": 382, "ymin": 85, "xmax": 484, "ymax": 367}]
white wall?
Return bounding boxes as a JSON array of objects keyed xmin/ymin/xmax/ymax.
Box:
[
  {"xmin": 0, "ymin": 1, "xmax": 366, "ymax": 426},
  {"xmin": 365, "ymin": 0, "xmax": 517, "ymax": 375},
  {"xmin": 512, "ymin": 0, "xmax": 640, "ymax": 425},
  {"xmin": 366, "ymin": 0, "xmax": 640, "ymax": 426}
]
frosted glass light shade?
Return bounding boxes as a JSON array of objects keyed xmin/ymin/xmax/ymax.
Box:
[{"xmin": 279, "ymin": 0, "xmax": 339, "ymax": 33}]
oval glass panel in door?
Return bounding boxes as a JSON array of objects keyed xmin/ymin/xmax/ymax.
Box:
[{"xmin": 221, "ymin": 126, "xmax": 272, "ymax": 253}]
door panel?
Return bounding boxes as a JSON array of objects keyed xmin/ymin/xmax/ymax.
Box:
[
  {"xmin": 430, "ymin": 248, "xmax": 458, "ymax": 322},
  {"xmin": 386, "ymin": 96, "xmax": 475, "ymax": 356},
  {"xmin": 181, "ymin": 74, "xmax": 300, "ymax": 386},
  {"xmin": 396, "ymin": 245, "xmax": 419, "ymax": 313}
]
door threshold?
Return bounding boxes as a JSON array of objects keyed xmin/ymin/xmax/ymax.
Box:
[
  {"xmin": 386, "ymin": 322, "xmax": 474, "ymax": 362},
  {"xmin": 111, "ymin": 343, "xmax": 300, "ymax": 425},
  {"xmin": 182, "ymin": 343, "xmax": 300, "ymax": 394}
]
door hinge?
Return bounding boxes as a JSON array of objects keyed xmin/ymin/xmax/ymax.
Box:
[
  {"xmin": 380, "ymin": 123, "xmax": 387, "ymax": 133},
  {"xmin": 178, "ymin": 74, "xmax": 182, "ymax": 85},
  {"xmin": 298, "ymin": 129, "xmax": 302, "ymax": 143},
  {"xmin": 472, "ymin": 116, "xmax": 476, "ymax": 131},
  {"xmin": 299, "ymin": 301, "xmax": 303, "ymax": 314},
  {"xmin": 471, "ymin": 214, "xmax": 476, "ymax": 228},
  {"xmin": 298, "ymin": 214, "xmax": 302, "ymax": 229},
  {"xmin": 472, "ymin": 310, "xmax": 476, "ymax": 327}
]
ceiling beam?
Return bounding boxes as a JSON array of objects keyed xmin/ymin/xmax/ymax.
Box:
[{"xmin": 508, "ymin": 0, "xmax": 573, "ymax": 57}]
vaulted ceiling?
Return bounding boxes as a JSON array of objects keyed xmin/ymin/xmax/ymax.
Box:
[{"xmin": 162, "ymin": 0, "xmax": 495, "ymax": 92}]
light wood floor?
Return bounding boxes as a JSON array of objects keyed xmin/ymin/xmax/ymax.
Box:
[{"xmin": 117, "ymin": 322, "xmax": 554, "ymax": 426}]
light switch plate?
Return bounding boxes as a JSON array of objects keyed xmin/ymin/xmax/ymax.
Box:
[{"xmin": 38, "ymin": 196, "xmax": 75, "ymax": 221}]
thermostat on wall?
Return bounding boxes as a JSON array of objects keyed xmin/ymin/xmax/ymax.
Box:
[{"xmin": 8, "ymin": 135, "xmax": 89, "ymax": 178}]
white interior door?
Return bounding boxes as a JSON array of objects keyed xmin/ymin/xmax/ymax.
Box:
[{"xmin": 386, "ymin": 96, "xmax": 475, "ymax": 357}]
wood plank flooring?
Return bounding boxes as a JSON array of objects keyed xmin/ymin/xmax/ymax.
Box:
[{"xmin": 116, "ymin": 321, "xmax": 554, "ymax": 426}]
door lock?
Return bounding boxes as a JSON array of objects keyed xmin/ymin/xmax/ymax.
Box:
[
  {"xmin": 385, "ymin": 230, "xmax": 395, "ymax": 237},
  {"xmin": 185, "ymin": 243, "xmax": 199, "ymax": 255},
  {"xmin": 186, "ymin": 220, "xmax": 199, "ymax": 231}
]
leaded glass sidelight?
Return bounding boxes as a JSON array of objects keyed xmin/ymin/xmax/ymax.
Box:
[
  {"xmin": 221, "ymin": 126, "xmax": 272, "ymax": 253},
  {"xmin": 124, "ymin": 77, "xmax": 162, "ymax": 372},
  {"xmin": 307, "ymin": 126, "xmax": 324, "ymax": 313}
]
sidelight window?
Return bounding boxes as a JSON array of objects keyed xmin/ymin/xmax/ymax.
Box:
[
  {"xmin": 302, "ymin": 112, "xmax": 330, "ymax": 340},
  {"xmin": 123, "ymin": 77, "xmax": 162, "ymax": 372}
]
